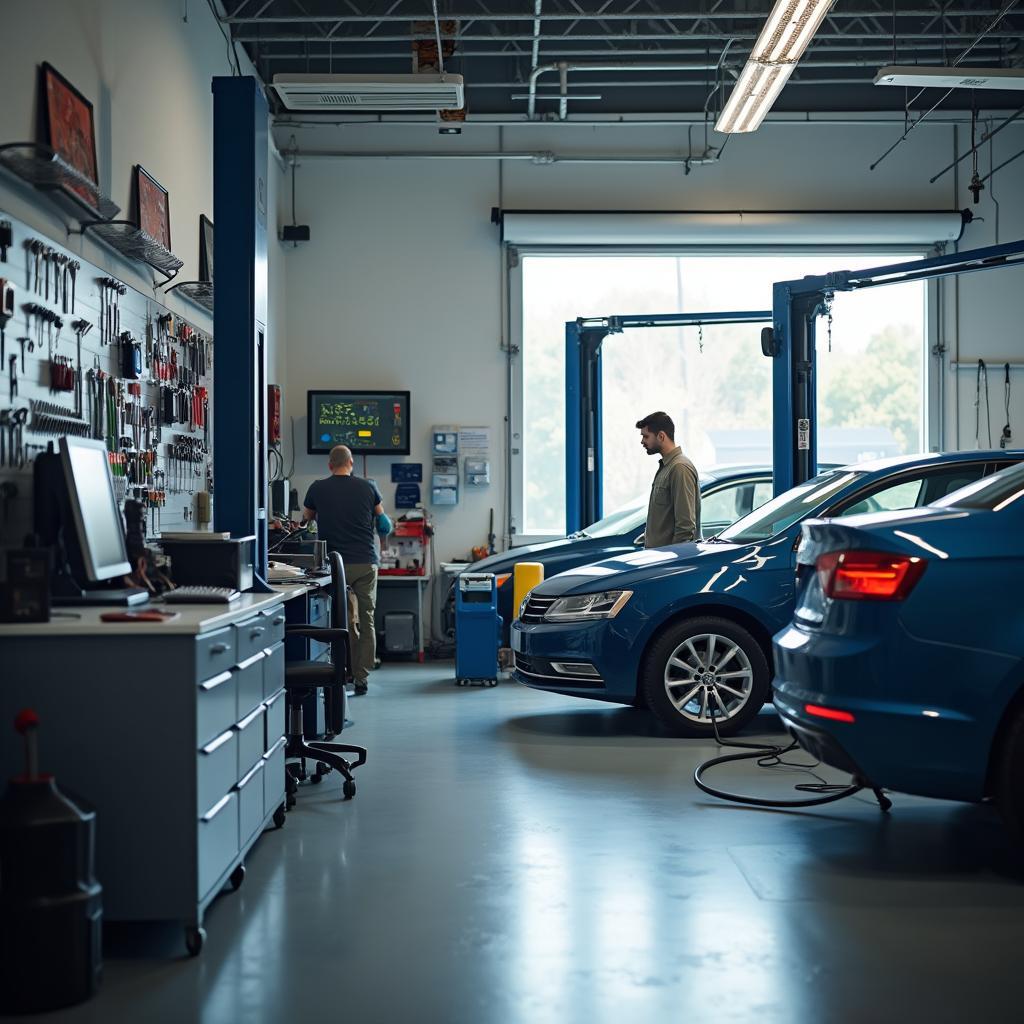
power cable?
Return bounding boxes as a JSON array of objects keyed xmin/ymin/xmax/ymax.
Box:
[
  {"xmin": 976, "ymin": 358, "xmax": 992, "ymax": 448},
  {"xmin": 1002, "ymin": 362, "xmax": 1012, "ymax": 448},
  {"xmin": 431, "ymin": 0, "xmax": 447, "ymax": 75},
  {"xmin": 205, "ymin": 0, "xmax": 242, "ymax": 76},
  {"xmin": 693, "ymin": 712, "xmax": 892, "ymax": 811}
]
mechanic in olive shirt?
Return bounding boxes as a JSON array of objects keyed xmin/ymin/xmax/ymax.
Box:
[
  {"xmin": 303, "ymin": 444, "xmax": 389, "ymax": 695},
  {"xmin": 636, "ymin": 411, "xmax": 701, "ymax": 547}
]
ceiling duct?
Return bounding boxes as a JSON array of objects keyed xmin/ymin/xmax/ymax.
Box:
[{"xmin": 272, "ymin": 73, "xmax": 465, "ymax": 111}]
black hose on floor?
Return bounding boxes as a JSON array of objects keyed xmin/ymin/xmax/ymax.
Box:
[{"xmin": 692, "ymin": 715, "xmax": 892, "ymax": 811}]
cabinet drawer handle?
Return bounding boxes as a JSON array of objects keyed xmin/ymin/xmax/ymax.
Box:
[
  {"xmin": 201, "ymin": 793, "xmax": 232, "ymax": 822},
  {"xmin": 199, "ymin": 671, "xmax": 233, "ymax": 692},
  {"xmin": 209, "ymin": 642, "xmax": 230, "ymax": 655},
  {"xmin": 249, "ymin": 627, "xmax": 265, "ymax": 639},
  {"xmin": 271, "ymin": 615, "xmax": 285, "ymax": 626},
  {"xmin": 201, "ymin": 730, "xmax": 234, "ymax": 755},
  {"xmin": 237, "ymin": 650, "xmax": 266, "ymax": 671},
  {"xmin": 238, "ymin": 760, "xmax": 265, "ymax": 788},
  {"xmin": 264, "ymin": 735, "xmax": 287, "ymax": 759},
  {"xmin": 237, "ymin": 705, "xmax": 264, "ymax": 730}
]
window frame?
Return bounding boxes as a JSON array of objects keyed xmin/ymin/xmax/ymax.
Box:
[
  {"xmin": 508, "ymin": 244, "xmax": 936, "ymax": 547},
  {"xmin": 825, "ymin": 460, "xmax": 996, "ymax": 518}
]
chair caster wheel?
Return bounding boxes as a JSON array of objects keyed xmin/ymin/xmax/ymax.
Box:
[
  {"xmin": 343, "ymin": 779, "xmax": 356, "ymax": 800},
  {"xmin": 273, "ymin": 804, "xmax": 287, "ymax": 828},
  {"xmin": 309, "ymin": 772, "xmax": 322, "ymax": 785},
  {"xmin": 185, "ymin": 926, "xmax": 207, "ymax": 957},
  {"xmin": 229, "ymin": 864, "xmax": 246, "ymax": 891}
]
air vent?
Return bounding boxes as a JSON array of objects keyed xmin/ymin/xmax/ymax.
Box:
[
  {"xmin": 874, "ymin": 65, "xmax": 1024, "ymax": 91},
  {"xmin": 273, "ymin": 73, "xmax": 465, "ymax": 111}
]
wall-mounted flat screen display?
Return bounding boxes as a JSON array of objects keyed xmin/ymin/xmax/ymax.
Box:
[{"xmin": 307, "ymin": 390, "xmax": 411, "ymax": 456}]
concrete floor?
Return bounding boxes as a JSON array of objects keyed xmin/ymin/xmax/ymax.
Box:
[{"xmin": 25, "ymin": 662, "xmax": 1024, "ymax": 1023}]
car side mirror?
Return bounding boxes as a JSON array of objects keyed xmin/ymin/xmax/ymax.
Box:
[{"xmin": 633, "ymin": 533, "xmax": 645, "ymax": 547}]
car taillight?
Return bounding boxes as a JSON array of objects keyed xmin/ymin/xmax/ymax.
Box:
[
  {"xmin": 804, "ymin": 703, "xmax": 856, "ymax": 723},
  {"xmin": 816, "ymin": 550, "xmax": 926, "ymax": 601}
]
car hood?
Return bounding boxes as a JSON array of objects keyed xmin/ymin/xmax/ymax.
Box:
[
  {"xmin": 464, "ymin": 537, "xmax": 585, "ymax": 575},
  {"xmin": 531, "ymin": 534, "xmax": 794, "ymax": 596}
]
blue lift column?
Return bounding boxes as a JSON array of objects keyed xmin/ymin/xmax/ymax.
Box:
[
  {"xmin": 769, "ymin": 281, "xmax": 825, "ymax": 496},
  {"xmin": 212, "ymin": 76, "xmax": 271, "ymax": 588}
]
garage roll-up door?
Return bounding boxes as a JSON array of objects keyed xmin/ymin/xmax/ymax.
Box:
[{"xmin": 496, "ymin": 210, "xmax": 968, "ymax": 246}]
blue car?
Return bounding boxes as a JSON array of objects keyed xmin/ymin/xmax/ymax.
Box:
[
  {"xmin": 511, "ymin": 450, "xmax": 1024, "ymax": 738},
  {"xmin": 465, "ymin": 465, "xmax": 773, "ymax": 644},
  {"xmin": 773, "ymin": 461, "xmax": 1024, "ymax": 834}
]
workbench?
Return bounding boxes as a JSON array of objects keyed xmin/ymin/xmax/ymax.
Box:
[{"xmin": 0, "ymin": 584, "xmax": 313, "ymax": 956}]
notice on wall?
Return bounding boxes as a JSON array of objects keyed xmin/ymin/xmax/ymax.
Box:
[{"xmin": 458, "ymin": 426, "xmax": 491, "ymax": 459}]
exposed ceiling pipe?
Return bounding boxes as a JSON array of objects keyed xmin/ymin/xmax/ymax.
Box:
[
  {"xmin": 527, "ymin": 60, "xmax": 723, "ymax": 120},
  {"xmin": 237, "ymin": 30, "xmax": 1020, "ymax": 44},
  {"xmin": 288, "ymin": 149, "xmax": 721, "ymax": 165},
  {"xmin": 256, "ymin": 43, "xmax": 1009, "ymax": 62},
  {"xmin": 273, "ymin": 112, "xmax": 1024, "ymax": 128},
  {"xmin": 224, "ymin": 8, "xmax": 1009, "ymax": 23}
]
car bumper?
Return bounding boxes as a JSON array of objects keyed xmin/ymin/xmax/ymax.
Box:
[
  {"xmin": 509, "ymin": 619, "xmax": 637, "ymax": 703},
  {"xmin": 772, "ymin": 623, "xmax": 992, "ymax": 802}
]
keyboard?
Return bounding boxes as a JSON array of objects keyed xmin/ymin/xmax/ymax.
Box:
[{"xmin": 163, "ymin": 585, "xmax": 241, "ymax": 605}]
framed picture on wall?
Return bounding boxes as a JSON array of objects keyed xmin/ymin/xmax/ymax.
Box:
[
  {"xmin": 135, "ymin": 166, "xmax": 171, "ymax": 250},
  {"xmin": 39, "ymin": 62, "xmax": 99, "ymax": 210},
  {"xmin": 199, "ymin": 215, "xmax": 214, "ymax": 283}
]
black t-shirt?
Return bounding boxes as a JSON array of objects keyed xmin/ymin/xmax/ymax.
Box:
[{"xmin": 303, "ymin": 475, "xmax": 383, "ymax": 565}]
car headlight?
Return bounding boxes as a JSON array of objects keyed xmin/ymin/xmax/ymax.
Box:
[{"xmin": 544, "ymin": 590, "xmax": 633, "ymax": 622}]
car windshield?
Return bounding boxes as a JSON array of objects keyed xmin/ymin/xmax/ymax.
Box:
[
  {"xmin": 718, "ymin": 470, "xmax": 864, "ymax": 543},
  {"xmin": 580, "ymin": 474, "xmax": 714, "ymax": 538},
  {"xmin": 932, "ymin": 462, "xmax": 1024, "ymax": 511},
  {"xmin": 580, "ymin": 500, "xmax": 647, "ymax": 538}
]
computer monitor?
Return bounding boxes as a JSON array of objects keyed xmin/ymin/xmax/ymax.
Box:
[
  {"xmin": 58, "ymin": 436, "xmax": 131, "ymax": 582},
  {"xmin": 307, "ymin": 390, "xmax": 411, "ymax": 456}
]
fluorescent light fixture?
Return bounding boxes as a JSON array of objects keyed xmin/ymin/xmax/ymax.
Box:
[
  {"xmin": 874, "ymin": 64, "xmax": 1024, "ymax": 91},
  {"xmin": 715, "ymin": 0, "xmax": 835, "ymax": 134}
]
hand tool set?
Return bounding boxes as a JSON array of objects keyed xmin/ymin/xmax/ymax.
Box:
[{"xmin": 1, "ymin": 213, "xmax": 215, "ymax": 540}]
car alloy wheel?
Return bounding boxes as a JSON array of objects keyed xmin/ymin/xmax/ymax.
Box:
[
  {"xmin": 641, "ymin": 615, "xmax": 769, "ymax": 737},
  {"xmin": 663, "ymin": 633, "xmax": 754, "ymax": 724}
]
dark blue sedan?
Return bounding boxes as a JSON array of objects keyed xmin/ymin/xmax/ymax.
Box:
[
  {"xmin": 466, "ymin": 465, "xmax": 773, "ymax": 644},
  {"xmin": 511, "ymin": 450, "xmax": 1024, "ymax": 738},
  {"xmin": 773, "ymin": 461, "xmax": 1024, "ymax": 835}
]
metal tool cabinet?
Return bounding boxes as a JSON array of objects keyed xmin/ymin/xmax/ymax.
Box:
[{"xmin": 0, "ymin": 590, "xmax": 300, "ymax": 956}]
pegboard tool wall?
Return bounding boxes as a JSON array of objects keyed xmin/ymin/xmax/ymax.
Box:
[{"xmin": 0, "ymin": 209, "xmax": 214, "ymax": 549}]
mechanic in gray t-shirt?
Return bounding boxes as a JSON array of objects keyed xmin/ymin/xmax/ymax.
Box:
[{"xmin": 303, "ymin": 445, "xmax": 386, "ymax": 694}]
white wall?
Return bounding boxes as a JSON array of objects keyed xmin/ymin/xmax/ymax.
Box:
[
  {"xmin": 278, "ymin": 117, "xmax": 1024, "ymax": 562},
  {"xmin": 0, "ymin": 0, "xmax": 288, "ymax": 403}
]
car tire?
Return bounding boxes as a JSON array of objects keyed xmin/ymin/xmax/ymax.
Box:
[
  {"xmin": 640, "ymin": 616, "xmax": 770, "ymax": 738},
  {"xmin": 996, "ymin": 704, "xmax": 1024, "ymax": 844}
]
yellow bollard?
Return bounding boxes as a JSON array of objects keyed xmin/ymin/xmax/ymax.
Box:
[{"xmin": 513, "ymin": 562, "xmax": 545, "ymax": 619}]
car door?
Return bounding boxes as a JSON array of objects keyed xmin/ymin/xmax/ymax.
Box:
[
  {"xmin": 828, "ymin": 462, "xmax": 992, "ymax": 519},
  {"xmin": 699, "ymin": 476, "xmax": 773, "ymax": 539}
]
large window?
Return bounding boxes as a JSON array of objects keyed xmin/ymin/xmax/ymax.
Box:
[{"xmin": 515, "ymin": 253, "xmax": 926, "ymax": 540}]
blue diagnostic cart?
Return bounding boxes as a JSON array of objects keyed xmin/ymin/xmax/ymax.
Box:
[{"xmin": 455, "ymin": 574, "xmax": 503, "ymax": 687}]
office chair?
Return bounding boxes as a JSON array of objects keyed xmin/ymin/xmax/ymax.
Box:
[{"xmin": 283, "ymin": 552, "xmax": 367, "ymax": 802}]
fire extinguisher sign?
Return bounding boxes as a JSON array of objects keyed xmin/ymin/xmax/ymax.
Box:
[{"xmin": 797, "ymin": 418, "xmax": 811, "ymax": 451}]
